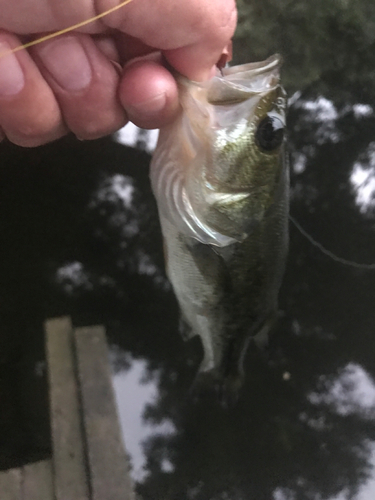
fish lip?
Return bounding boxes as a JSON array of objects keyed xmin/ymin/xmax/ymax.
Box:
[
  {"xmin": 207, "ymin": 55, "xmax": 282, "ymax": 104},
  {"xmin": 174, "ymin": 54, "xmax": 283, "ymax": 107},
  {"xmin": 177, "ymin": 54, "xmax": 282, "ymax": 88},
  {"xmin": 221, "ymin": 54, "xmax": 283, "ymax": 78}
]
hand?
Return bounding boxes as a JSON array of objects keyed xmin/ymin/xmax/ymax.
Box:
[{"xmin": 0, "ymin": 0, "xmax": 237, "ymax": 146}]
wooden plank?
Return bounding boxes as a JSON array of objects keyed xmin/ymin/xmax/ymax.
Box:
[
  {"xmin": 45, "ymin": 317, "xmax": 89, "ymax": 500},
  {"xmin": 75, "ymin": 325, "xmax": 134, "ymax": 500},
  {"xmin": 23, "ymin": 460, "xmax": 53, "ymax": 500},
  {"xmin": 0, "ymin": 467, "xmax": 22, "ymax": 500}
]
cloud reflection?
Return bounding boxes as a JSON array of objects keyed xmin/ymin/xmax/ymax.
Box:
[
  {"xmin": 115, "ymin": 123, "xmax": 159, "ymax": 153},
  {"xmin": 89, "ymin": 174, "xmax": 139, "ymax": 241},
  {"xmin": 307, "ymin": 363, "xmax": 375, "ymax": 418},
  {"xmin": 292, "ymin": 96, "xmax": 341, "ymax": 144},
  {"xmin": 273, "ymin": 487, "xmax": 295, "ymax": 500},
  {"xmin": 55, "ymin": 261, "xmax": 93, "ymax": 294},
  {"xmin": 112, "ymin": 355, "xmax": 177, "ymax": 481},
  {"xmin": 350, "ymin": 143, "xmax": 375, "ymax": 214}
]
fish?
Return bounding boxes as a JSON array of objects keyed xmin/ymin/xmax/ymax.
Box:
[{"xmin": 150, "ymin": 55, "xmax": 288, "ymax": 399}]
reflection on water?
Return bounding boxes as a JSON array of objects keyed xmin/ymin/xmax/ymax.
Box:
[
  {"xmin": 56, "ymin": 261, "xmax": 94, "ymax": 294},
  {"xmin": 307, "ymin": 363, "xmax": 375, "ymax": 418},
  {"xmin": 1, "ymin": 1, "xmax": 375, "ymax": 498},
  {"xmin": 112, "ymin": 349, "xmax": 375, "ymax": 498},
  {"xmin": 350, "ymin": 143, "xmax": 375, "ymax": 214},
  {"xmin": 115, "ymin": 122, "xmax": 159, "ymax": 154},
  {"xmin": 112, "ymin": 355, "xmax": 176, "ymax": 481}
]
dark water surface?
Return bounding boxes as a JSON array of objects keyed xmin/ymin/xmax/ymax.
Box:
[{"xmin": 1, "ymin": 3, "xmax": 375, "ymax": 499}]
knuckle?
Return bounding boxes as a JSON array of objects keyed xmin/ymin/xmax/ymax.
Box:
[{"xmin": 73, "ymin": 115, "xmax": 127, "ymax": 140}]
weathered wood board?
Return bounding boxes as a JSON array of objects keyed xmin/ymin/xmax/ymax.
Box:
[
  {"xmin": 75, "ymin": 325, "xmax": 134, "ymax": 500},
  {"xmin": 0, "ymin": 467, "xmax": 21, "ymax": 500},
  {"xmin": 23, "ymin": 460, "xmax": 54, "ymax": 500},
  {"xmin": 1, "ymin": 318, "xmax": 134, "ymax": 500},
  {"xmin": 45, "ymin": 316, "xmax": 89, "ymax": 500},
  {"xmin": 0, "ymin": 460, "xmax": 53, "ymax": 500}
]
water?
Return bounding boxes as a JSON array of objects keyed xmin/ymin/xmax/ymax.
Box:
[{"xmin": 1, "ymin": 2, "xmax": 375, "ymax": 498}]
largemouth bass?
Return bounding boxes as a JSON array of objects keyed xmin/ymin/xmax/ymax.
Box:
[{"xmin": 151, "ymin": 55, "xmax": 288, "ymax": 397}]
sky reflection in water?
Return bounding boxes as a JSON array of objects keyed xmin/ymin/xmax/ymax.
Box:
[
  {"xmin": 1, "ymin": 3, "xmax": 375, "ymax": 497},
  {"xmin": 0, "ymin": 88, "xmax": 374, "ymax": 498}
]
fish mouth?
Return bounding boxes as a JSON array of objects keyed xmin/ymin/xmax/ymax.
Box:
[
  {"xmin": 222, "ymin": 54, "xmax": 282, "ymax": 78},
  {"xmin": 176, "ymin": 54, "xmax": 283, "ymax": 106},
  {"xmin": 206, "ymin": 54, "xmax": 282, "ymax": 105}
]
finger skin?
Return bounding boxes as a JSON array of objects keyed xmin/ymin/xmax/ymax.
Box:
[
  {"xmin": 0, "ymin": 0, "xmax": 237, "ymax": 79},
  {"xmin": 0, "ymin": 0, "xmax": 100, "ymax": 34},
  {"xmin": 0, "ymin": 32, "xmax": 66, "ymax": 147},
  {"xmin": 93, "ymin": 35, "xmax": 121, "ymax": 63},
  {"xmin": 32, "ymin": 33, "xmax": 127, "ymax": 139},
  {"xmin": 101, "ymin": 0, "xmax": 238, "ymax": 80},
  {"xmin": 119, "ymin": 57, "xmax": 179, "ymax": 129},
  {"xmin": 0, "ymin": 0, "xmax": 237, "ymax": 145}
]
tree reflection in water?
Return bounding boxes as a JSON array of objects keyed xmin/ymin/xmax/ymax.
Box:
[{"xmin": 1, "ymin": 0, "xmax": 375, "ymax": 497}]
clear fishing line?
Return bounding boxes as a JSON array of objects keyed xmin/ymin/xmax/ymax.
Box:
[{"xmin": 290, "ymin": 215, "xmax": 375, "ymax": 269}]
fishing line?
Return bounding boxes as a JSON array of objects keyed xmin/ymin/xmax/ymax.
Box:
[
  {"xmin": 0, "ymin": 0, "xmax": 133, "ymax": 59},
  {"xmin": 289, "ymin": 214, "xmax": 375, "ymax": 269}
]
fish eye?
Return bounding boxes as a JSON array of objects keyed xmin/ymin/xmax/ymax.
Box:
[{"xmin": 255, "ymin": 114, "xmax": 285, "ymax": 152}]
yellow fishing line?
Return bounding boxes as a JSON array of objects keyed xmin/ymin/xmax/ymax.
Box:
[{"xmin": 0, "ymin": 0, "xmax": 133, "ymax": 59}]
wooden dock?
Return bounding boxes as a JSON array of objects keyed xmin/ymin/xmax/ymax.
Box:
[{"xmin": 0, "ymin": 317, "xmax": 134, "ymax": 500}]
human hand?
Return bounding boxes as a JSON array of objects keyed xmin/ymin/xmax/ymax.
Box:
[{"xmin": 0, "ymin": 0, "xmax": 237, "ymax": 146}]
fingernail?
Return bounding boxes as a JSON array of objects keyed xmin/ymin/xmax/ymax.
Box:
[
  {"xmin": 0, "ymin": 42, "xmax": 25, "ymax": 96},
  {"xmin": 39, "ymin": 37, "xmax": 92, "ymax": 91},
  {"xmin": 127, "ymin": 92, "xmax": 167, "ymax": 117}
]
